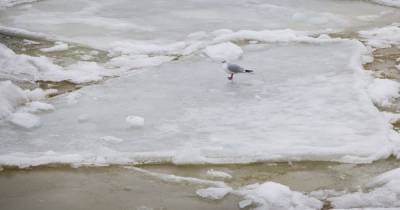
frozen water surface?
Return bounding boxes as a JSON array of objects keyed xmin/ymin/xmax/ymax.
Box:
[
  {"xmin": 0, "ymin": 41, "xmax": 397, "ymax": 166},
  {"xmin": 1, "ymin": 1, "xmax": 400, "ymax": 207},
  {"xmin": 1, "ymin": 0, "xmax": 400, "ymax": 48}
]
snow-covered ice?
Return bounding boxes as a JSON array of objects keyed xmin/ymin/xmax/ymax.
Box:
[
  {"xmin": 329, "ymin": 167, "xmax": 400, "ymax": 209},
  {"xmin": 9, "ymin": 112, "xmax": 40, "ymax": 129},
  {"xmin": 0, "ymin": 80, "xmax": 28, "ymax": 119},
  {"xmin": 0, "ymin": 80, "xmax": 53, "ymax": 120},
  {"xmin": 359, "ymin": 25, "xmax": 400, "ymax": 48},
  {"xmin": 368, "ymin": 78, "xmax": 400, "ymax": 108},
  {"xmin": 0, "ymin": 40, "xmax": 398, "ymax": 167},
  {"xmin": 203, "ymin": 42, "xmax": 243, "ymax": 61},
  {"xmin": 19, "ymin": 101, "xmax": 55, "ymax": 113},
  {"xmin": 1, "ymin": 0, "xmax": 400, "ymax": 49},
  {"xmin": 196, "ymin": 187, "xmax": 232, "ymax": 200},
  {"xmin": 0, "ymin": 43, "xmax": 113, "ymax": 83},
  {"xmin": 236, "ymin": 182, "xmax": 323, "ymax": 210},
  {"xmin": 1, "ymin": 1, "xmax": 400, "ymax": 208}
]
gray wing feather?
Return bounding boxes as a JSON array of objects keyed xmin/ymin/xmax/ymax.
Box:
[{"xmin": 227, "ymin": 64, "xmax": 245, "ymax": 73}]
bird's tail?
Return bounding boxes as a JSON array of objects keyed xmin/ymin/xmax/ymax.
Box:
[{"xmin": 245, "ymin": 69, "xmax": 254, "ymax": 73}]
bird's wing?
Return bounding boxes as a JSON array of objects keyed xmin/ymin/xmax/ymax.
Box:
[{"xmin": 227, "ymin": 64, "xmax": 244, "ymax": 73}]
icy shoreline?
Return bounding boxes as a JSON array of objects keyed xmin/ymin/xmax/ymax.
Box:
[{"xmin": 1, "ymin": 1, "xmax": 400, "ymax": 209}]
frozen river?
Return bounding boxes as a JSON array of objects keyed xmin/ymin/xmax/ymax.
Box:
[{"xmin": 1, "ymin": 0, "xmax": 400, "ymax": 209}]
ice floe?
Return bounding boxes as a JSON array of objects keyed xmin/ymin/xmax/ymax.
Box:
[
  {"xmin": 236, "ymin": 182, "xmax": 322, "ymax": 210},
  {"xmin": 9, "ymin": 112, "xmax": 40, "ymax": 129},
  {"xmin": 359, "ymin": 25, "xmax": 400, "ymax": 48},
  {"xmin": 19, "ymin": 101, "xmax": 55, "ymax": 113},
  {"xmin": 196, "ymin": 187, "xmax": 232, "ymax": 200},
  {"xmin": 1, "ymin": 40, "xmax": 399, "ymax": 167},
  {"xmin": 206, "ymin": 169, "xmax": 232, "ymax": 179},
  {"xmin": 0, "ymin": 80, "xmax": 53, "ymax": 120},
  {"xmin": 0, "ymin": 80, "xmax": 28, "ymax": 119},
  {"xmin": 0, "ymin": 43, "xmax": 113, "ymax": 83},
  {"xmin": 368, "ymin": 78, "xmax": 400, "ymax": 108},
  {"xmin": 329, "ymin": 167, "xmax": 400, "ymax": 209}
]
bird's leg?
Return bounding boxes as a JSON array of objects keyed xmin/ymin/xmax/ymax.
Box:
[{"xmin": 228, "ymin": 73, "xmax": 234, "ymax": 80}]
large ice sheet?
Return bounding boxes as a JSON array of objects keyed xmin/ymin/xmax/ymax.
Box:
[
  {"xmin": 0, "ymin": 0, "xmax": 399, "ymax": 48},
  {"xmin": 0, "ymin": 41, "xmax": 397, "ymax": 166}
]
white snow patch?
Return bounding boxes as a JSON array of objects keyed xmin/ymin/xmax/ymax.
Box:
[
  {"xmin": 359, "ymin": 25, "xmax": 400, "ymax": 48},
  {"xmin": 203, "ymin": 42, "xmax": 243, "ymax": 61},
  {"xmin": 20, "ymin": 101, "xmax": 54, "ymax": 113},
  {"xmin": 330, "ymin": 167, "xmax": 400, "ymax": 209},
  {"xmin": 238, "ymin": 199, "xmax": 253, "ymax": 208},
  {"xmin": 212, "ymin": 29, "xmax": 331, "ymax": 44},
  {"xmin": 0, "ymin": 81, "xmax": 28, "ymax": 119},
  {"xmin": 206, "ymin": 169, "xmax": 232, "ymax": 179},
  {"xmin": 0, "ymin": 43, "xmax": 112, "ymax": 83},
  {"xmin": 196, "ymin": 187, "xmax": 232, "ymax": 200},
  {"xmin": 25, "ymin": 88, "xmax": 56, "ymax": 101},
  {"xmin": 237, "ymin": 182, "xmax": 323, "ymax": 210},
  {"xmin": 0, "ymin": 81, "xmax": 53, "ymax": 121},
  {"xmin": 368, "ymin": 78, "xmax": 400, "ymax": 108},
  {"xmin": 9, "ymin": 112, "xmax": 40, "ymax": 129},
  {"xmin": 63, "ymin": 61, "xmax": 112, "ymax": 83},
  {"xmin": 107, "ymin": 29, "xmax": 342, "ymax": 61},
  {"xmin": 126, "ymin": 115, "xmax": 144, "ymax": 128}
]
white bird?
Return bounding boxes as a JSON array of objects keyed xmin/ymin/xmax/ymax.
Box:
[{"xmin": 222, "ymin": 60, "xmax": 254, "ymax": 80}]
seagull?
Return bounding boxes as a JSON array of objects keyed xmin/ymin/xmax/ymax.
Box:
[{"xmin": 222, "ymin": 60, "xmax": 253, "ymax": 80}]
